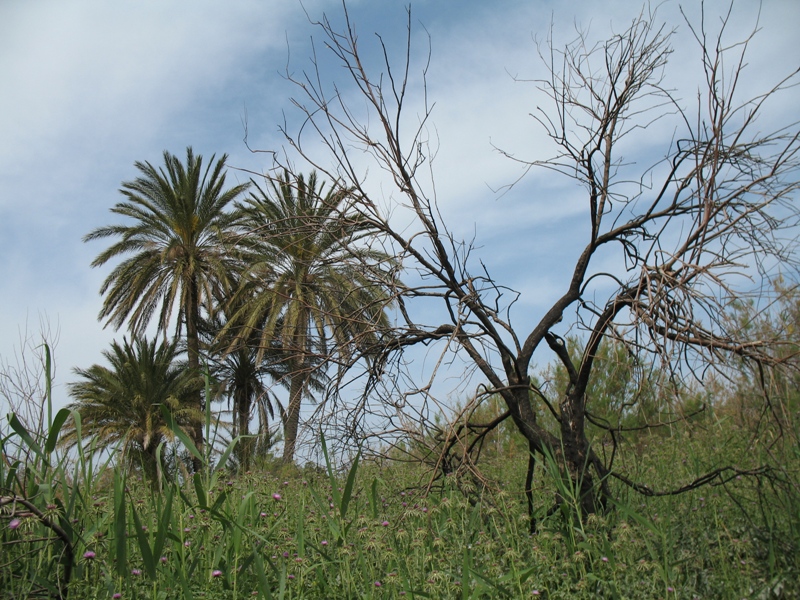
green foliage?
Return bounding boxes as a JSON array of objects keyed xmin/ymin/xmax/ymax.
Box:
[
  {"xmin": 223, "ymin": 170, "xmax": 396, "ymax": 463},
  {"xmin": 538, "ymin": 336, "xmax": 698, "ymax": 438},
  {"xmin": 85, "ymin": 147, "xmax": 251, "ymax": 464},
  {"xmin": 63, "ymin": 335, "xmax": 200, "ymax": 484},
  {"xmin": 3, "ymin": 410, "xmax": 800, "ymax": 598}
]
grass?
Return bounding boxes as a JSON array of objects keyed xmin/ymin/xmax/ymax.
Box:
[
  {"xmin": 3, "ymin": 430, "xmax": 799, "ymax": 599},
  {"xmin": 2, "ymin": 354, "xmax": 799, "ymax": 598}
]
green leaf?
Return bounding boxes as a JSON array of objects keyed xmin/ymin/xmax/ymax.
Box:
[
  {"xmin": 8, "ymin": 413, "xmax": 43, "ymax": 460},
  {"xmin": 45, "ymin": 408, "xmax": 71, "ymax": 455},
  {"xmin": 253, "ymin": 551, "xmax": 274, "ymax": 600},
  {"xmin": 340, "ymin": 450, "xmax": 360, "ymax": 520},
  {"xmin": 194, "ymin": 472, "xmax": 208, "ymax": 509},
  {"xmin": 113, "ymin": 471, "xmax": 127, "ymax": 578},
  {"xmin": 160, "ymin": 404, "xmax": 203, "ymax": 462},
  {"xmin": 153, "ymin": 484, "xmax": 174, "ymax": 561},
  {"xmin": 129, "ymin": 499, "xmax": 156, "ymax": 579}
]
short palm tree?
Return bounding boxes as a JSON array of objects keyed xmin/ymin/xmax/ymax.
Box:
[
  {"xmin": 226, "ymin": 170, "xmax": 394, "ymax": 463},
  {"xmin": 84, "ymin": 147, "xmax": 250, "ymax": 468},
  {"xmin": 64, "ymin": 336, "xmax": 199, "ymax": 484},
  {"xmin": 201, "ymin": 289, "xmax": 279, "ymax": 470}
]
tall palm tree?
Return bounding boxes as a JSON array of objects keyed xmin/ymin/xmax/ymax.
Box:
[
  {"xmin": 63, "ymin": 336, "xmax": 199, "ymax": 485},
  {"xmin": 226, "ymin": 170, "xmax": 395, "ymax": 463},
  {"xmin": 84, "ymin": 148, "xmax": 250, "ymax": 469}
]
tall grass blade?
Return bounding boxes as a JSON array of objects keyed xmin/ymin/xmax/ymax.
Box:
[
  {"xmin": 160, "ymin": 404, "xmax": 203, "ymax": 463},
  {"xmin": 129, "ymin": 498, "xmax": 156, "ymax": 579},
  {"xmin": 8, "ymin": 413, "xmax": 43, "ymax": 460},
  {"xmin": 44, "ymin": 409, "xmax": 70, "ymax": 455},
  {"xmin": 113, "ymin": 470, "xmax": 127, "ymax": 578}
]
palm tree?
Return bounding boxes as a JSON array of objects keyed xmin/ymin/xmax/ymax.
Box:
[
  {"xmin": 64, "ymin": 336, "xmax": 199, "ymax": 484},
  {"xmin": 84, "ymin": 147, "xmax": 250, "ymax": 469},
  {"xmin": 226, "ymin": 170, "xmax": 394, "ymax": 463},
  {"xmin": 200, "ymin": 289, "xmax": 279, "ymax": 470}
]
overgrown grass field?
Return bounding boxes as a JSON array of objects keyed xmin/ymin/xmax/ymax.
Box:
[{"xmin": 3, "ymin": 407, "xmax": 799, "ymax": 600}]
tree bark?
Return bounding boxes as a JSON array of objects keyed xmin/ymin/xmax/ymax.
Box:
[
  {"xmin": 281, "ymin": 367, "xmax": 304, "ymax": 463},
  {"xmin": 186, "ymin": 277, "xmax": 203, "ymax": 472}
]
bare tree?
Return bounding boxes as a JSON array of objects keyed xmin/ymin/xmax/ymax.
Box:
[
  {"xmin": 275, "ymin": 3, "xmax": 800, "ymax": 520},
  {"xmin": 0, "ymin": 319, "xmax": 60, "ymax": 463}
]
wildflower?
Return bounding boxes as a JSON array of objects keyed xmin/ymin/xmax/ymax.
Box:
[
  {"xmin": 83, "ymin": 551, "xmax": 96, "ymax": 560},
  {"xmin": 532, "ymin": 591, "xmax": 540, "ymax": 596},
  {"xmin": 283, "ymin": 481, "xmax": 289, "ymax": 486},
  {"xmin": 667, "ymin": 587, "xmax": 674, "ymax": 593},
  {"xmin": 321, "ymin": 540, "xmax": 328, "ymax": 546},
  {"xmin": 9, "ymin": 518, "xmax": 21, "ymax": 530},
  {"xmin": 131, "ymin": 569, "xmax": 142, "ymax": 576},
  {"xmin": 260, "ymin": 512, "xmax": 267, "ymax": 518},
  {"xmin": 212, "ymin": 570, "xmax": 223, "ymax": 578},
  {"xmin": 184, "ymin": 541, "xmax": 191, "ymax": 548},
  {"xmin": 113, "ymin": 594, "xmax": 122, "ymax": 599},
  {"xmin": 287, "ymin": 574, "xmax": 295, "ymax": 580},
  {"xmin": 375, "ymin": 581, "xmax": 382, "ymax": 587},
  {"xmin": 381, "ymin": 520, "xmax": 390, "ymax": 527},
  {"xmin": 160, "ymin": 556, "xmax": 167, "ymax": 564},
  {"xmin": 601, "ymin": 556, "xmax": 609, "ymax": 563},
  {"xmin": 273, "ymin": 493, "xmax": 282, "ymax": 501}
]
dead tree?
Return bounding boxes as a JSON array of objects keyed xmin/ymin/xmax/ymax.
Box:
[{"xmin": 276, "ymin": 3, "xmax": 800, "ymax": 519}]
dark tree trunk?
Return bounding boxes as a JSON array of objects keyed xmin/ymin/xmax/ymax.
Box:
[
  {"xmin": 559, "ymin": 390, "xmax": 600, "ymax": 515},
  {"xmin": 186, "ymin": 278, "xmax": 203, "ymax": 473},
  {"xmin": 281, "ymin": 368, "xmax": 304, "ymax": 463},
  {"xmin": 236, "ymin": 380, "xmax": 252, "ymax": 470}
]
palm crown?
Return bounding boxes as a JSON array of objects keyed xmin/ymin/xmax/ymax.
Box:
[
  {"xmin": 85, "ymin": 147, "xmax": 250, "ymax": 466},
  {"xmin": 226, "ymin": 170, "xmax": 394, "ymax": 461}
]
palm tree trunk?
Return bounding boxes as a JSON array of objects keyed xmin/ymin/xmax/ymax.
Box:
[
  {"xmin": 281, "ymin": 310, "xmax": 310, "ymax": 464},
  {"xmin": 237, "ymin": 382, "xmax": 252, "ymax": 470},
  {"xmin": 186, "ymin": 278, "xmax": 203, "ymax": 472},
  {"xmin": 281, "ymin": 368, "xmax": 304, "ymax": 463}
]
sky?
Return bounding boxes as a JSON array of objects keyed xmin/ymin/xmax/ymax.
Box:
[{"xmin": 1, "ymin": 0, "xmax": 799, "ymax": 424}]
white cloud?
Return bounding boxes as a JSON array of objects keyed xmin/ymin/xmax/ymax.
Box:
[{"xmin": 0, "ymin": 0, "xmax": 797, "ymax": 411}]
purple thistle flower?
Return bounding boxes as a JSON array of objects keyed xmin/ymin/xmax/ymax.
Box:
[
  {"xmin": 83, "ymin": 550, "xmax": 96, "ymax": 560},
  {"xmin": 212, "ymin": 570, "xmax": 223, "ymax": 578},
  {"xmin": 131, "ymin": 569, "xmax": 142, "ymax": 576},
  {"xmin": 9, "ymin": 518, "xmax": 21, "ymax": 530},
  {"xmin": 272, "ymin": 493, "xmax": 282, "ymax": 501}
]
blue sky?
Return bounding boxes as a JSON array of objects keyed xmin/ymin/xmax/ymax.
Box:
[{"xmin": 1, "ymin": 0, "xmax": 798, "ymax": 420}]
